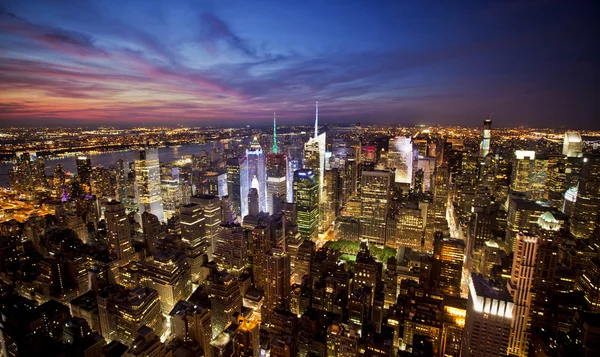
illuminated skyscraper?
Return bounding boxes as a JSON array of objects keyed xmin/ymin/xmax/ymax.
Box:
[
  {"xmin": 134, "ymin": 149, "xmax": 164, "ymax": 222},
  {"xmin": 480, "ymin": 118, "xmax": 492, "ymax": 158},
  {"xmin": 227, "ymin": 157, "xmax": 249, "ymax": 219},
  {"xmin": 115, "ymin": 158, "xmax": 129, "ymax": 201},
  {"xmin": 562, "ymin": 131, "xmax": 583, "ymax": 157},
  {"xmin": 510, "ymin": 150, "xmax": 536, "ymax": 194},
  {"xmin": 262, "ymin": 248, "xmax": 291, "ymax": 325},
  {"xmin": 576, "ymin": 258, "xmax": 600, "ymax": 313},
  {"xmin": 170, "ymin": 300, "xmax": 212, "ymax": 357},
  {"xmin": 140, "ymin": 250, "xmax": 192, "ymax": 314},
  {"xmin": 303, "ymin": 103, "xmax": 326, "ymax": 230},
  {"xmin": 293, "ymin": 169, "xmax": 319, "ymax": 240},
  {"xmin": 507, "ymin": 232, "xmax": 539, "ymax": 357},
  {"xmin": 104, "ymin": 201, "xmax": 134, "ymax": 263},
  {"xmin": 191, "ymin": 194, "xmax": 221, "ymax": 259},
  {"xmin": 570, "ymin": 153, "xmax": 600, "ymax": 239},
  {"xmin": 359, "ymin": 170, "xmax": 392, "ymax": 246},
  {"xmin": 388, "ymin": 136, "xmax": 415, "ymax": 185},
  {"xmin": 180, "ymin": 203, "xmax": 207, "ymax": 282},
  {"xmin": 462, "ymin": 274, "xmax": 513, "ymax": 357},
  {"xmin": 208, "ymin": 272, "xmax": 242, "ymax": 338},
  {"xmin": 76, "ymin": 156, "xmax": 92, "ymax": 188},
  {"xmin": 267, "ymin": 152, "xmax": 288, "ymax": 215},
  {"xmin": 246, "ymin": 137, "xmax": 267, "ymax": 213},
  {"xmin": 432, "ymin": 237, "xmax": 465, "ymax": 297}
]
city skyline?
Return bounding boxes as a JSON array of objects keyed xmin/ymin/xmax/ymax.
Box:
[{"xmin": 1, "ymin": 1, "xmax": 598, "ymax": 128}]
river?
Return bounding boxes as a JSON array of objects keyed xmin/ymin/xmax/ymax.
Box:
[{"xmin": 0, "ymin": 143, "xmax": 215, "ymax": 187}]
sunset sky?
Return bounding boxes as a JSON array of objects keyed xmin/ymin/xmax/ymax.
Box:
[{"xmin": 0, "ymin": 0, "xmax": 598, "ymax": 128}]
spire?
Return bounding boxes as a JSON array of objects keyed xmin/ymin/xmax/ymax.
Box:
[
  {"xmin": 314, "ymin": 101, "xmax": 319, "ymax": 139},
  {"xmin": 273, "ymin": 112, "xmax": 277, "ymax": 154}
]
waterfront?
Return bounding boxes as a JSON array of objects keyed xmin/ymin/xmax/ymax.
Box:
[{"xmin": 0, "ymin": 143, "xmax": 214, "ymax": 187}]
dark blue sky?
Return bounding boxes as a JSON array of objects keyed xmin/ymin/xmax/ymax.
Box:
[{"xmin": 0, "ymin": 0, "xmax": 598, "ymax": 128}]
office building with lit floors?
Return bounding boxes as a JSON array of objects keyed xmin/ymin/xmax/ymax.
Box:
[
  {"xmin": 97, "ymin": 286, "xmax": 164, "ymax": 344},
  {"xmin": 191, "ymin": 194, "xmax": 222, "ymax": 258},
  {"xmin": 139, "ymin": 250, "xmax": 192, "ymax": 314},
  {"xmin": 170, "ymin": 300, "xmax": 213, "ymax": 357},
  {"xmin": 180, "ymin": 203, "xmax": 208, "ymax": 282},
  {"xmin": 462, "ymin": 274, "xmax": 514, "ymax": 357},
  {"xmin": 432, "ymin": 237, "xmax": 465, "ymax": 297},
  {"xmin": 76, "ymin": 155, "xmax": 92, "ymax": 189},
  {"xmin": 359, "ymin": 170, "xmax": 392, "ymax": 246},
  {"xmin": 104, "ymin": 201, "xmax": 134, "ymax": 264},
  {"xmin": 134, "ymin": 148, "xmax": 164, "ymax": 222},
  {"xmin": 576, "ymin": 258, "xmax": 600, "ymax": 313},
  {"xmin": 208, "ymin": 271, "xmax": 242, "ymax": 338},
  {"xmin": 267, "ymin": 153, "xmax": 288, "ymax": 214},
  {"xmin": 507, "ymin": 232, "xmax": 539, "ymax": 357},
  {"xmin": 263, "ymin": 248, "xmax": 291, "ymax": 326},
  {"xmin": 293, "ymin": 169, "xmax": 319, "ymax": 240},
  {"xmin": 570, "ymin": 153, "xmax": 600, "ymax": 239}
]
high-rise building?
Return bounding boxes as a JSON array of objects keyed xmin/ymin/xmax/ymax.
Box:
[
  {"xmin": 432, "ymin": 237, "xmax": 465, "ymax": 297},
  {"xmin": 180, "ymin": 203, "xmax": 207, "ymax": 282},
  {"xmin": 208, "ymin": 271, "xmax": 242, "ymax": 338},
  {"xmin": 139, "ymin": 250, "xmax": 192, "ymax": 314},
  {"xmin": 576, "ymin": 258, "xmax": 600, "ymax": 313},
  {"xmin": 563, "ymin": 131, "xmax": 583, "ymax": 158},
  {"xmin": 97, "ymin": 286, "xmax": 163, "ymax": 344},
  {"xmin": 213, "ymin": 223, "xmax": 248, "ymax": 275},
  {"xmin": 462, "ymin": 274, "xmax": 513, "ymax": 357},
  {"xmin": 507, "ymin": 232, "xmax": 539, "ymax": 356},
  {"xmin": 76, "ymin": 156, "xmax": 92, "ymax": 188},
  {"xmin": 104, "ymin": 201, "xmax": 134, "ymax": 263},
  {"xmin": 267, "ymin": 154, "xmax": 288, "ymax": 214},
  {"xmin": 480, "ymin": 118, "xmax": 492, "ymax": 158},
  {"xmin": 246, "ymin": 137, "xmax": 268, "ymax": 213},
  {"xmin": 226, "ymin": 157, "xmax": 249, "ymax": 219},
  {"xmin": 134, "ymin": 149, "xmax": 164, "ymax": 222},
  {"xmin": 191, "ymin": 194, "xmax": 222, "ymax": 259},
  {"xmin": 262, "ymin": 248, "xmax": 291, "ymax": 325},
  {"xmin": 170, "ymin": 300, "xmax": 212, "ymax": 357},
  {"xmin": 116, "ymin": 158, "xmax": 129, "ymax": 201},
  {"xmin": 388, "ymin": 136, "xmax": 415, "ymax": 185},
  {"xmin": 359, "ymin": 170, "xmax": 392, "ymax": 246},
  {"xmin": 570, "ymin": 153, "xmax": 600, "ymax": 239},
  {"xmin": 141, "ymin": 211, "xmax": 164, "ymax": 256},
  {"xmin": 511, "ymin": 150, "xmax": 536, "ymax": 194},
  {"xmin": 293, "ymin": 169, "xmax": 319, "ymax": 240}
]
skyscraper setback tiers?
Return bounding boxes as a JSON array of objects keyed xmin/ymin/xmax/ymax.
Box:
[{"xmin": 1, "ymin": 120, "xmax": 600, "ymax": 357}]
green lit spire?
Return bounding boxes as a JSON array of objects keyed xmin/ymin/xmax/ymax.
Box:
[{"xmin": 273, "ymin": 112, "xmax": 277, "ymax": 154}]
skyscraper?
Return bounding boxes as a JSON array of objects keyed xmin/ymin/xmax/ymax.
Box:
[
  {"xmin": 462, "ymin": 274, "xmax": 513, "ymax": 357},
  {"xmin": 507, "ymin": 232, "xmax": 539, "ymax": 357},
  {"xmin": 263, "ymin": 248, "xmax": 291, "ymax": 325},
  {"xmin": 267, "ymin": 155, "xmax": 288, "ymax": 213},
  {"xmin": 359, "ymin": 170, "xmax": 392, "ymax": 246},
  {"xmin": 563, "ymin": 131, "xmax": 583, "ymax": 158},
  {"xmin": 303, "ymin": 102, "xmax": 326, "ymax": 230},
  {"xmin": 388, "ymin": 136, "xmax": 415, "ymax": 185},
  {"xmin": 104, "ymin": 201, "xmax": 134, "ymax": 263},
  {"xmin": 293, "ymin": 169, "xmax": 319, "ymax": 240},
  {"xmin": 115, "ymin": 158, "xmax": 129, "ymax": 201},
  {"xmin": 191, "ymin": 194, "xmax": 221, "ymax": 259},
  {"xmin": 208, "ymin": 272, "xmax": 242, "ymax": 338},
  {"xmin": 432, "ymin": 237, "xmax": 465, "ymax": 297},
  {"xmin": 570, "ymin": 153, "xmax": 600, "ymax": 239},
  {"xmin": 510, "ymin": 150, "xmax": 536, "ymax": 194},
  {"xmin": 227, "ymin": 156, "xmax": 249, "ymax": 220},
  {"xmin": 246, "ymin": 137, "xmax": 268, "ymax": 213},
  {"xmin": 480, "ymin": 118, "xmax": 492, "ymax": 158},
  {"xmin": 76, "ymin": 156, "xmax": 92, "ymax": 188},
  {"xmin": 180, "ymin": 203, "xmax": 207, "ymax": 282},
  {"xmin": 134, "ymin": 149, "xmax": 164, "ymax": 222}
]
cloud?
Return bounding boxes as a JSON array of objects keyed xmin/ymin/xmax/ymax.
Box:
[
  {"xmin": 0, "ymin": 9, "xmax": 108, "ymax": 58},
  {"xmin": 199, "ymin": 13, "xmax": 258, "ymax": 58}
]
